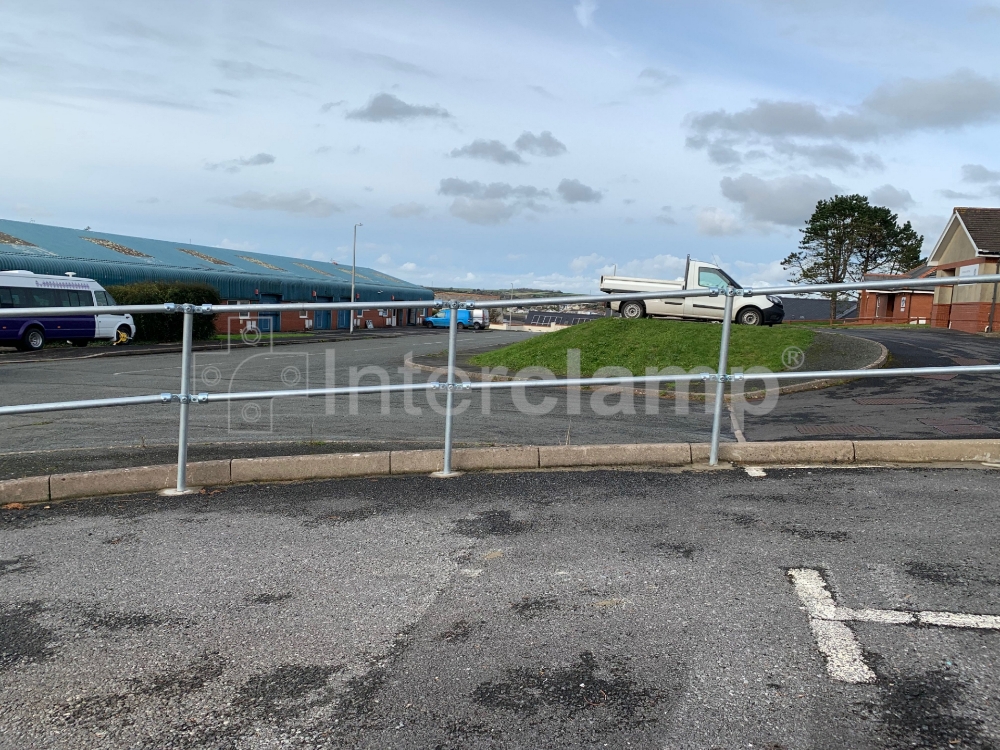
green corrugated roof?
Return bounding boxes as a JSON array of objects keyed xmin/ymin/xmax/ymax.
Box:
[{"xmin": 0, "ymin": 218, "xmax": 433, "ymax": 303}]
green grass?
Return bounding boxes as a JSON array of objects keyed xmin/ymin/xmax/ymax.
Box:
[{"xmin": 470, "ymin": 318, "xmax": 815, "ymax": 376}]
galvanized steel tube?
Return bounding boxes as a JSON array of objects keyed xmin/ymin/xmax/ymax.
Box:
[
  {"xmin": 441, "ymin": 301, "xmax": 460, "ymax": 475},
  {"xmin": 175, "ymin": 308, "xmax": 194, "ymax": 493},
  {"xmin": 709, "ymin": 291, "xmax": 735, "ymax": 466}
]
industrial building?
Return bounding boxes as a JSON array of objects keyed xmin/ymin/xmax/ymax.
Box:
[{"xmin": 0, "ymin": 218, "xmax": 434, "ymax": 333}]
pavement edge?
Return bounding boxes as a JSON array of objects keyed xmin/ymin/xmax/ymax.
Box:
[{"xmin": 3, "ymin": 439, "xmax": 1000, "ymax": 504}]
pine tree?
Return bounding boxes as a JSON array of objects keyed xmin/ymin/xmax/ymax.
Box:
[{"xmin": 783, "ymin": 195, "xmax": 924, "ymax": 320}]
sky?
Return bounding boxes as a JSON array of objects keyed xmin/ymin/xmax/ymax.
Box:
[{"xmin": 2, "ymin": 0, "xmax": 1000, "ymax": 293}]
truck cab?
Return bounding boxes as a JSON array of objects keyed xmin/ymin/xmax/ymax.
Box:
[{"xmin": 600, "ymin": 258, "xmax": 784, "ymax": 325}]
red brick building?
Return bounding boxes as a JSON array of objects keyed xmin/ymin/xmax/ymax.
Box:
[
  {"xmin": 857, "ymin": 264, "xmax": 936, "ymax": 325},
  {"xmin": 859, "ymin": 207, "xmax": 1000, "ymax": 332}
]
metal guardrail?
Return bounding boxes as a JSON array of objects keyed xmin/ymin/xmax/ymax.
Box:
[{"xmin": 2, "ymin": 274, "xmax": 999, "ymax": 491}]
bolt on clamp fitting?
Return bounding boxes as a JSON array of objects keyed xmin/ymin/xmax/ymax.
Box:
[
  {"xmin": 160, "ymin": 392, "xmax": 174, "ymax": 404},
  {"xmin": 164, "ymin": 303, "xmax": 177, "ymax": 312},
  {"xmin": 433, "ymin": 382, "xmax": 471, "ymax": 391}
]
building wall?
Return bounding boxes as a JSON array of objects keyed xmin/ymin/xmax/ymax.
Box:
[
  {"xmin": 930, "ymin": 259, "xmax": 1000, "ymax": 331},
  {"xmin": 213, "ymin": 303, "xmax": 429, "ymax": 334},
  {"xmin": 857, "ymin": 291, "xmax": 933, "ymax": 323},
  {"xmin": 935, "ymin": 223, "xmax": 978, "ymax": 265}
]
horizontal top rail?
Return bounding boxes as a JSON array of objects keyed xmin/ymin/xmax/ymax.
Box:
[
  {"xmin": 1, "ymin": 273, "xmax": 998, "ymax": 319},
  {"xmin": 469, "ymin": 273, "xmax": 1000, "ymax": 309}
]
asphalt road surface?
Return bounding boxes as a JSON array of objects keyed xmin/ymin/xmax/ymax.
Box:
[
  {"xmin": 2, "ymin": 467, "xmax": 999, "ymax": 749},
  {"xmin": 740, "ymin": 328, "xmax": 1000, "ymax": 442},
  {"xmin": 0, "ymin": 327, "xmax": 997, "ymax": 472},
  {"xmin": 0, "ymin": 329, "xmax": 717, "ymax": 456}
]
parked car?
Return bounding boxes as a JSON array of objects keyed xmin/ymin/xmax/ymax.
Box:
[
  {"xmin": 423, "ymin": 308, "xmax": 491, "ymax": 330},
  {"xmin": 600, "ymin": 257, "xmax": 784, "ymax": 325},
  {"xmin": 0, "ymin": 270, "xmax": 135, "ymax": 351}
]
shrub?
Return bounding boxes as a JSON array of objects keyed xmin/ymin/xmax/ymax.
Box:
[{"xmin": 106, "ymin": 282, "xmax": 220, "ymax": 342}]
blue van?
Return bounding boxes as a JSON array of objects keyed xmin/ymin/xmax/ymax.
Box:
[{"xmin": 423, "ymin": 308, "xmax": 490, "ymax": 330}]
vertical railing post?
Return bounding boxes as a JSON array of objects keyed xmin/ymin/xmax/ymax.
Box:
[
  {"xmin": 174, "ymin": 305, "xmax": 195, "ymax": 493},
  {"xmin": 709, "ymin": 289, "xmax": 735, "ymax": 466},
  {"xmin": 440, "ymin": 300, "xmax": 460, "ymax": 476}
]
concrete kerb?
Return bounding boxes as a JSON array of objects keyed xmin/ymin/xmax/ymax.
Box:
[
  {"xmin": 5, "ymin": 439, "xmax": 1000, "ymax": 504},
  {"xmin": 0, "ymin": 475, "xmax": 49, "ymax": 504}
]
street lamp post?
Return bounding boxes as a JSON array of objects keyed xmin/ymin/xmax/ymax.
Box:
[
  {"xmin": 350, "ymin": 222, "xmax": 362, "ymax": 333},
  {"xmin": 508, "ymin": 283, "xmax": 514, "ymax": 327}
]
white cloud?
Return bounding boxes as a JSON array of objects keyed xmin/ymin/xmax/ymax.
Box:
[
  {"xmin": 448, "ymin": 197, "xmax": 517, "ymax": 225},
  {"xmin": 574, "ymin": 0, "xmax": 598, "ymax": 28},
  {"xmin": 215, "ymin": 190, "xmax": 344, "ymax": 218},
  {"xmin": 869, "ymin": 184, "xmax": 915, "ymax": 209},
  {"xmin": 720, "ymin": 173, "xmax": 841, "ymax": 226},
  {"xmin": 346, "ymin": 93, "xmax": 451, "ymax": 122},
  {"xmin": 514, "ymin": 131, "xmax": 567, "ymax": 157},
  {"xmin": 697, "ymin": 207, "xmax": 742, "ymax": 235},
  {"xmin": 439, "ymin": 178, "xmax": 550, "ymax": 223},
  {"xmin": 557, "ymin": 178, "xmax": 602, "ymax": 203},
  {"xmin": 388, "ymin": 202, "xmax": 428, "ymax": 218},
  {"xmin": 213, "ymin": 59, "xmax": 306, "ymax": 82},
  {"xmin": 638, "ymin": 67, "xmax": 680, "ymax": 91},
  {"xmin": 655, "ymin": 205, "xmax": 677, "ymax": 225},
  {"xmin": 686, "ymin": 69, "xmax": 1000, "ymax": 169},
  {"xmin": 450, "ymin": 139, "xmax": 524, "ymax": 164},
  {"xmin": 729, "ymin": 259, "xmax": 789, "ymax": 288},
  {"xmin": 569, "ymin": 253, "xmax": 606, "ymax": 272},
  {"xmin": 205, "ymin": 152, "xmax": 275, "ymax": 173},
  {"xmin": 962, "ymin": 163, "xmax": 1000, "ymax": 182}
]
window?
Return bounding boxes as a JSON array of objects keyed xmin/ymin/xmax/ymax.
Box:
[
  {"xmin": 238, "ymin": 300, "xmax": 250, "ymax": 319},
  {"xmin": 698, "ymin": 268, "xmax": 729, "ymax": 289},
  {"xmin": 299, "ymin": 310, "xmax": 310, "ymax": 318},
  {"xmin": 29, "ymin": 289, "xmax": 57, "ymax": 307},
  {"xmin": 94, "ymin": 290, "xmax": 114, "ymax": 306},
  {"xmin": 900, "ymin": 296, "xmax": 906, "ymax": 312},
  {"xmin": 0, "ymin": 287, "xmax": 27, "ymax": 307}
]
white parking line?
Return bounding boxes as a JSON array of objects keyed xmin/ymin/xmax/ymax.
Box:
[{"xmin": 788, "ymin": 567, "xmax": 1000, "ymax": 683}]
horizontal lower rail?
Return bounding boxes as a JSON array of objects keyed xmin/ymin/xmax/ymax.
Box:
[
  {"xmin": 0, "ymin": 394, "xmax": 170, "ymax": 415},
  {"xmin": 2, "ymin": 364, "xmax": 998, "ymax": 416}
]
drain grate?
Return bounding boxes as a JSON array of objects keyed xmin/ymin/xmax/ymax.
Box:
[
  {"xmin": 853, "ymin": 397, "xmax": 928, "ymax": 405},
  {"xmin": 918, "ymin": 417, "xmax": 996, "ymax": 436},
  {"xmin": 796, "ymin": 424, "xmax": 879, "ymax": 436}
]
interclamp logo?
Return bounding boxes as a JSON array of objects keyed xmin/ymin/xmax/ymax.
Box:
[{"xmin": 782, "ymin": 346, "xmax": 806, "ymax": 370}]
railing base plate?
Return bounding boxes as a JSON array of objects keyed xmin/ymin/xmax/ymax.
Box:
[
  {"xmin": 429, "ymin": 471, "xmax": 463, "ymax": 479},
  {"xmin": 158, "ymin": 487, "xmax": 201, "ymax": 496}
]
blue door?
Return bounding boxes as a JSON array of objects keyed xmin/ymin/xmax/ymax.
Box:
[
  {"xmin": 259, "ymin": 294, "xmax": 281, "ymax": 333},
  {"xmin": 337, "ymin": 310, "xmax": 350, "ymax": 329},
  {"xmin": 313, "ymin": 297, "xmax": 332, "ymax": 330}
]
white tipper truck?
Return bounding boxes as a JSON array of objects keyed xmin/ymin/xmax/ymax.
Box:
[{"xmin": 599, "ymin": 257, "xmax": 785, "ymax": 326}]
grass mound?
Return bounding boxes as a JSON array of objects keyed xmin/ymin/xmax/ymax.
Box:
[{"xmin": 471, "ymin": 318, "xmax": 815, "ymax": 376}]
